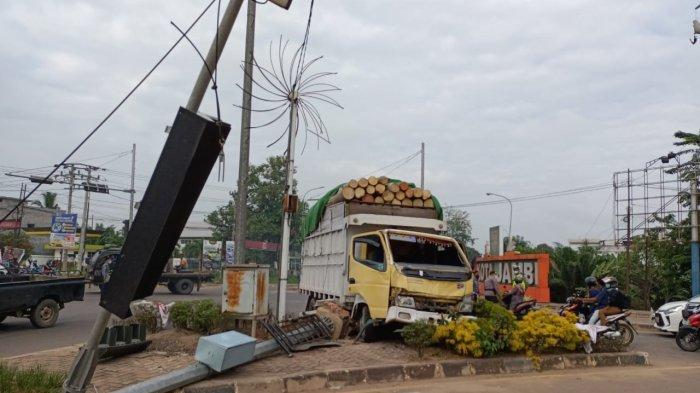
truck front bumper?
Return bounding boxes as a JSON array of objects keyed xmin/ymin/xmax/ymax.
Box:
[{"xmin": 385, "ymin": 306, "xmax": 471, "ymax": 324}]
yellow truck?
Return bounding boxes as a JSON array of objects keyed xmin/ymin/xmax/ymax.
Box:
[{"xmin": 300, "ymin": 200, "xmax": 474, "ymax": 338}]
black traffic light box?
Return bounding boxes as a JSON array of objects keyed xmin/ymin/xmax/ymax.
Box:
[{"xmin": 100, "ymin": 108, "xmax": 230, "ymax": 318}]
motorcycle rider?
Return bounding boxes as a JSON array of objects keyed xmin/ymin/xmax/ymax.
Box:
[
  {"xmin": 504, "ymin": 276, "xmax": 526, "ymax": 310},
  {"xmin": 578, "ymin": 276, "xmax": 610, "ymax": 325},
  {"xmin": 596, "ymin": 276, "xmax": 627, "ymax": 325}
]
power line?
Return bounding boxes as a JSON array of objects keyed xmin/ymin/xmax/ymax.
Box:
[
  {"xmin": 0, "ymin": 0, "xmax": 219, "ymax": 225},
  {"xmin": 446, "ymin": 182, "xmax": 611, "ymax": 208},
  {"xmin": 364, "ymin": 150, "xmax": 421, "ymax": 177}
]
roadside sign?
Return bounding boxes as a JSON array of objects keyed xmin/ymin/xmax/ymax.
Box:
[
  {"xmin": 0, "ymin": 219, "xmax": 21, "ymax": 230},
  {"xmin": 49, "ymin": 213, "xmax": 78, "ymax": 248},
  {"xmin": 489, "ymin": 226, "xmax": 500, "ymax": 256}
]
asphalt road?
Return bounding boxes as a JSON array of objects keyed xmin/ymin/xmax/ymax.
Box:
[{"xmin": 0, "ymin": 284, "xmax": 308, "ymax": 357}]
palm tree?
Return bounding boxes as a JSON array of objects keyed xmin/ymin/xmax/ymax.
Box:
[{"xmin": 32, "ymin": 191, "xmax": 59, "ymax": 209}]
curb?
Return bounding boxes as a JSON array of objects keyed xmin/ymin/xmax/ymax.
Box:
[{"xmin": 180, "ymin": 351, "xmax": 650, "ymax": 393}]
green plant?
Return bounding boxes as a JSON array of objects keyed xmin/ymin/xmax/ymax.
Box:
[
  {"xmin": 400, "ymin": 320, "xmax": 436, "ymax": 358},
  {"xmin": 472, "ymin": 299, "xmax": 517, "ymax": 356},
  {"xmin": 170, "ymin": 300, "xmax": 222, "ymax": 334},
  {"xmin": 0, "ymin": 363, "xmax": 64, "ymax": 393},
  {"xmin": 509, "ymin": 308, "xmax": 588, "ymax": 366},
  {"xmin": 433, "ymin": 319, "xmax": 483, "ymax": 357}
]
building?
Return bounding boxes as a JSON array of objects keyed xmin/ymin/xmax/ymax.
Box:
[{"xmin": 0, "ymin": 196, "xmax": 57, "ymax": 228}]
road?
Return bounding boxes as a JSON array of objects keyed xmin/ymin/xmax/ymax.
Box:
[
  {"xmin": 0, "ymin": 284, "xmax": 308, "ymax": 357},
  {"xmin": 341, "ymin": 330, "xmax": 700, "ymax": 393}
]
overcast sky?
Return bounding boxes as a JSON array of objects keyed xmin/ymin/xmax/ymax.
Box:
[{"xmin": 1, "ymin": 1, "xmax": 699, "ymax": 251}]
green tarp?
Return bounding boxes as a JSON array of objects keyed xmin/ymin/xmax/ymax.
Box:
[{"xmin": 301, "ymin": 179, "xmax": 443, "ymax": 238}]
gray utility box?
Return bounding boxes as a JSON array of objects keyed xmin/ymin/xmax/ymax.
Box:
[{"xmin": 195, "ymin": 330, "xmax": 257, "ymax": 372}]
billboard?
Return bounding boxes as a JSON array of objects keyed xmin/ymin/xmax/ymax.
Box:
[
  {"xmin": 476, "ymin": 252, "xmax": 551, "ymax": 302},
  {"xmin": 0, "ymin": 220, "xmax": 21, "ymax": 230},
  {"xmin": 49, "ymin": 213, "xmax": 78, "ymax": 248}
]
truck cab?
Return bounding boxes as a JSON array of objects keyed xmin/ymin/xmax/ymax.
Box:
[{"xmin": 349, "ymin": 229, "xmax": 473, "ymax": 324}]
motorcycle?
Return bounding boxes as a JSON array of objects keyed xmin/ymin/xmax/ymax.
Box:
[
  {"xmin": 559, "ymin": 291, "xmax": 637, "ymax": 346},
  {"xmin": 676, "ymin": 306, "xmax": 700, "ymax": 352},
  {"xmin": 502, "ymin": 292, "xmax": 538, "ymax": 319}
]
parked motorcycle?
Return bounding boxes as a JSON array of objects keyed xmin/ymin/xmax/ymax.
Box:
[
  {"xmin": 676, "ymin": 304, "xmax": 700, "ymax": 352},
  {"xmin": 501, "ymin": 293, "xmax": 538, "ymax": 319},
  {"xmin": 559, "ymin": 290, "xmax": 637, "ymax": 346}
]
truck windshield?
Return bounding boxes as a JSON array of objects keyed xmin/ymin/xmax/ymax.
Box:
[{"xmin": 387, "ymin": 233, "xmax": 464, "ymax": 267}]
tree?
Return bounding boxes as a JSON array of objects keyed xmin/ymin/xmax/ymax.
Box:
[
  {"xmin": 0, "ymin": 230, "xmax": 32, "ymax": 254},
  {"xmin": 503, "ymin": 235, "xmax": 531, "ymax": 253},
  {"xmin": 206, "ymin": 156, "xmax": 307, "ymax": 266},
  {"xmin": 182, "ymin": 240, "xmax": 203, "ymax": 259},
  {"xmin": 444, "ymin": 208, "xmax": 473, "ymax": 246},
  {"xmin": 31, "ymin": 191, "xmax": 59, "ymax": 209},
  {"xmin": 98, "ymin": 225, "xmax": 124, "ymax": 247}
]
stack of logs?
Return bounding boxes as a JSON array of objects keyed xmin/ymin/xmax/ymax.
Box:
[{"xmin": 331, "ymin": 176, "xmax": 434, "ymax": 208}]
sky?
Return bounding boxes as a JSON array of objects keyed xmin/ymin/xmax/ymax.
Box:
[{"xmin": 1, "ymin": 1, "xmax": 699, "ymax": 252}]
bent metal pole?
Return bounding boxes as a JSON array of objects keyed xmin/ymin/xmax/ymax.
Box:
[{"xmin": 63, "ymin": 3, "xmax": 244, "ymax": 393}]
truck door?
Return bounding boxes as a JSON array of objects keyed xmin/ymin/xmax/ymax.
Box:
[{"xmin": 348, "ymin": 232, "xmax": 390, "ymax": 319}]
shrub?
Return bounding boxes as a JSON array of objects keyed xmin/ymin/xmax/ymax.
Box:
[
  {"xmin": 509, "ymin": 308, "xmax": 588, "ymax": 365},
  {"xmin": 473, "ymin": 300, "xmax": 517, "ymax": 356},
  {"xmin": 400, "ymin": 320, "xmax": 436, "ymax": 358},
  {"xmin": 433, "ymin": 319, "xmax": 484, "ymax": 357},
  {"xmin": 0, "ymin": 363, "xmax": 64, "ymax": 393},
  {"xmin": 170, "ymin": 300, "xmax": 222, "ymax": 334}
]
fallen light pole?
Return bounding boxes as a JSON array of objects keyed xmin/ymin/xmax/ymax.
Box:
[{"xmin": 112, "ymin": 315, "xmax": 333, "ymax": 393}]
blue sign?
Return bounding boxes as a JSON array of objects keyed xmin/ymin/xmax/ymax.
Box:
[{"xmin": 49, "ymin": 213, "xmax": 78, "ymax": 248}]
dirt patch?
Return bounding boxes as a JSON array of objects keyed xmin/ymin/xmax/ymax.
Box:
[{"xmin": 148, "ymin": 329, "xmax": 201, "ymax": 355}]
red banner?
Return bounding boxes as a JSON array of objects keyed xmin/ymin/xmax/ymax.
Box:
[
  {"xmin": 245, "ymin": 240, "xmax": 279, "ymax": 251},
  {"xmin": 0, "ymin": 220, "xmax": 21, "ymax": 230}
]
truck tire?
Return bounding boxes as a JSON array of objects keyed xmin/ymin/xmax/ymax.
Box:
[
  {"xmin": 358, "ymin": 305, "xmax": 379, "ymax": 342},
  {"xmin": 30, "ymin": 299, "xmax": 60, "ymax": 328},
  {"xmin": 167, "ymin": 281, "xmax": 177, "ymax": 293},
  {"xmin": 173, "ymin": 279, "xmax": 194, "ymax": 295}
]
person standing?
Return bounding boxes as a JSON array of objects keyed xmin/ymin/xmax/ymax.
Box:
[
  {"xmin": 483, "ymin": 270, "xmax": 501, "ymax": 303},
  {"xmin": 472, "ymin": 269, "xmax": 481, "ymax": 300}
]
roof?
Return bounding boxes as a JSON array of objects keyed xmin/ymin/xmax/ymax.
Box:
[{"xmin": 180, "ymin": 222, "xmax": 214, "ymax": 239}]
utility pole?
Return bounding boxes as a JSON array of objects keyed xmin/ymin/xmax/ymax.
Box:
[
  {"xmin": 15, "ymin": 183, "xmax": 26, "ymax": 240},
  {"xmin": 625, "ymin": 169, "xmax": 632, "ymax": 293},
  {"xmin": 128, "ymin": 143, "xmax": 136, "ymax": 229},
  {"xmin": 277, "ymin": 93, "xmax": 298, "ymax": 321},
  {"xmin": 691, "ymin": 177, "xmax": 700, "ymax": 296},
  {"xmin": 234, "ymin": 0, "xmax": 257, "ymax": 266},
  {"xmin": 420, "ymin": 142, "xmax": 425, "ymax": 189},
  {"xmin": 67, "ymin": 165, "xmax": 75, "ymax": 214},
  {"xmin": 77, "ymin": 167, "xmax": 92, "ymax": 266}
]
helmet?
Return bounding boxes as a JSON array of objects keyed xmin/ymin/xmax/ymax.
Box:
[
  {"xmin": 602, "ymin": 276, "xmax": 618, "ymax": 289},
  {"xmin": 584, "ymin": 276, "xmax": 598, "ymax": 287}
]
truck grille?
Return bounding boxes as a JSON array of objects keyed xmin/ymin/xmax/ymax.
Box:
[{"xmin": 413, "ymin": 297, "xmax": 460, "ymax": 313}]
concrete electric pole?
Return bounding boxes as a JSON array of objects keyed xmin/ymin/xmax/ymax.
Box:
[
  {"xmin": 128, "ymin": 143, "xmax": 136, "ymax": 230},
  {"xmin": 234, "ymin": 0, "xmax": 257, "ymax": 266},
  {"xmin": 692, "ymin": 177, "xmax": 700, "ymax": 296}
]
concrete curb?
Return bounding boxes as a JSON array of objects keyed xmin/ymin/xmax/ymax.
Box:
[{"xmin": 180, "ymin": 351, "xmax": 650, "ymax": 393}]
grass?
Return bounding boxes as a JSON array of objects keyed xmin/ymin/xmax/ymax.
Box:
[{"xmin": 0, "ymin": 363, "xmax": 65, "ymax": 393}]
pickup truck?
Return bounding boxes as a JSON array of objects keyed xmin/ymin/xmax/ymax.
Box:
[
  {"xmin": 0, "ymin": 277, "xmax": 86, "ymax": 328},
  {"xmin": 88, "ymin": 248, "xmax": 214, "ymax": 295}
]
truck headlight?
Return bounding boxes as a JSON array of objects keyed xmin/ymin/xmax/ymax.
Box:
[
  {"xmin": 459, "ymin": 296, "xmax": 473, "ymax": 314},
  {"xmin": 396, "ymin": 296, "xmax": 416, "ymax": 309}
]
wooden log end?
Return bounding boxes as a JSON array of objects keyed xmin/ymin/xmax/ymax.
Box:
[
  {"xmin": 422, "ymin": 189, "xmax": 432, "ymax": 200},
  {"xmin": 378, "ymin": 176, "xmax": 389, "ymax": 185},
  {"xmin": 358, "ymin": 177, "xmax": 369, "ymax": 188},
  {"xmin": 413, "ymin": 198, "xmax": 424, "ymax": 208},
  {"xmin": 382, "ymin": 190, "xmax": 395, "ymax": 202},
  {"xmin": 368, "ymin": 176, "xmax": 378, "ymax": 186},
  {"xmin": 398, "ymin": 182, "xmax": 409, "ymax": 191},
  {"xmin": 424, "ymin": 198, "xmax": 434, "ymax": 208},
  {"xmin": 361, "ymin": 194, "xmax": 374, "ymax": 203},
  {"xmin": 375, "ymin": 183, "xmax": 386, "ymax": 194},
  {"xmin": 354, "ymin": 187, "xmax": 366, "ymax": 199},
  {"xmin": 401, "ymin": 199, "xmax": 412, "ymax": 207},
  {"xmin": 342, "ymin": 187, "xmax": 355, "ymax": 201},
  {"xmin": 366, "ymin": 185, "xmax": 376, "ymax": 195},
  {"xmin": 374, "ymin": 196, "xmax": 385, "ymax": 204},
  {"xmin": 391, "ymin": 199, "xmax": 402, "ymax": 206},
  {"xmin": 387, "ymin": 183, "xmax": 400, "ymax": 193},
  {"xmin": 395, "ymin": 191, "xmax": 406, "ymax": 201},
  {"xmin": 405, "ymin": 188, "xmax": 414, "ymax": 199},
  {"xmin": 348, "ymin": 179, "xmax": 358, "ymax": 189}
]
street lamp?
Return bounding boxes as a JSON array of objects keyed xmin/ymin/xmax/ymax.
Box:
[
  {"xmin": 486, "ymin": 192, "xmax": 514, "ymax": 252},
  {"xmin": 301, "ymin": 186, "xmax": 324, "ymax": 202}
]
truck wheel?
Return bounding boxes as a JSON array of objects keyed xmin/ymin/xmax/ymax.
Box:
[
  {"xmin": 167, "ymin": 281, "xmax": 177, "ymax": 293},
  {"xmin": 358, "ymin": 306, "xmax": 379, "ymax": 342},
  {"xmin": 174, "ymin": 279, "xmax": 194, "ymax": 295},
  {"xmin": 30, "ymin": 299, "xmax": 60, "ymax": 328}
]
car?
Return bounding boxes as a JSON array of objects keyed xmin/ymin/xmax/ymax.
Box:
[{"xmin": 654, "ymin": 295, "xmax": 700, "ymax": 334}]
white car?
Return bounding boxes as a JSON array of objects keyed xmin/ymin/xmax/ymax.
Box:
[{"xmin": 653, "ymin": 295, "xmax": 700, "ymax": 334}]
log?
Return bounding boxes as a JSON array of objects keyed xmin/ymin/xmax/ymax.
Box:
[
  {"xmin": 401, "ymin": 199, "xmax": 412, "ymax": 207},
  {"xmin": 368, "ymin": 176, "xmax": 378, "ymax": 186},
  {"xmin": 387, "ymin": 183, "xmax": 400, "ymax": 193},
  {"xmin": 378, "ymin": 176, "xmax": 389, "ymax": 185},
  {"xmin": 361, "ymin": 194, "xmax": 374, "ymax": 203},
  {"xmin": 422, "ymin": 189, "xmax": 431, "ymax": 200},
  {"xmin": 374, "ymin": 196, "xmax": 385, "ymax": 204},
  {"xmin": 366, "ymin": 185, "xmax": 376, "ymax": 195},
  {"xmin": 375, "ymin": 183, "xmax": 386, "ymax": 194},
  {"xmin": 382, "ymin": 190, "xmax": 395, "ymax": 202},
  {"xmin": 348, "ymin": 179, "xmax": 358, "ymax": 189},
  {"xmin": 424, "ymin": 198, "xmax": 434, "ymax": 208},
  {"xmin": 354, "ymin": 187, "xmax": 365, "ymax": 199},
  {"xmin": 358, "ymin": 177, "xmax": 369, "ymax": 188},
  {"xmin": 395, "ymin": 191, "xmax": 406, "ymax": 201},
  {"xmin": 398, "ymin": 182, "xmax": 409, "ymax": 191},
  {"xmin": 405, "ymin": 188, "xmax": 414, "ymax": 199},
  {"xmin": 341, "ymin": 187, "xmax": 355, "ymax": 201},
  {"xmin": 391, "ymin": 199, "xmax": 402, "ymax": 206},
  {"xmin": 413, "ymin": 188, "xmax": 423, "ymax": 199},
  {"xmin": 413, "ymin": 198, "xmax": 424, "ymax": 207}
]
